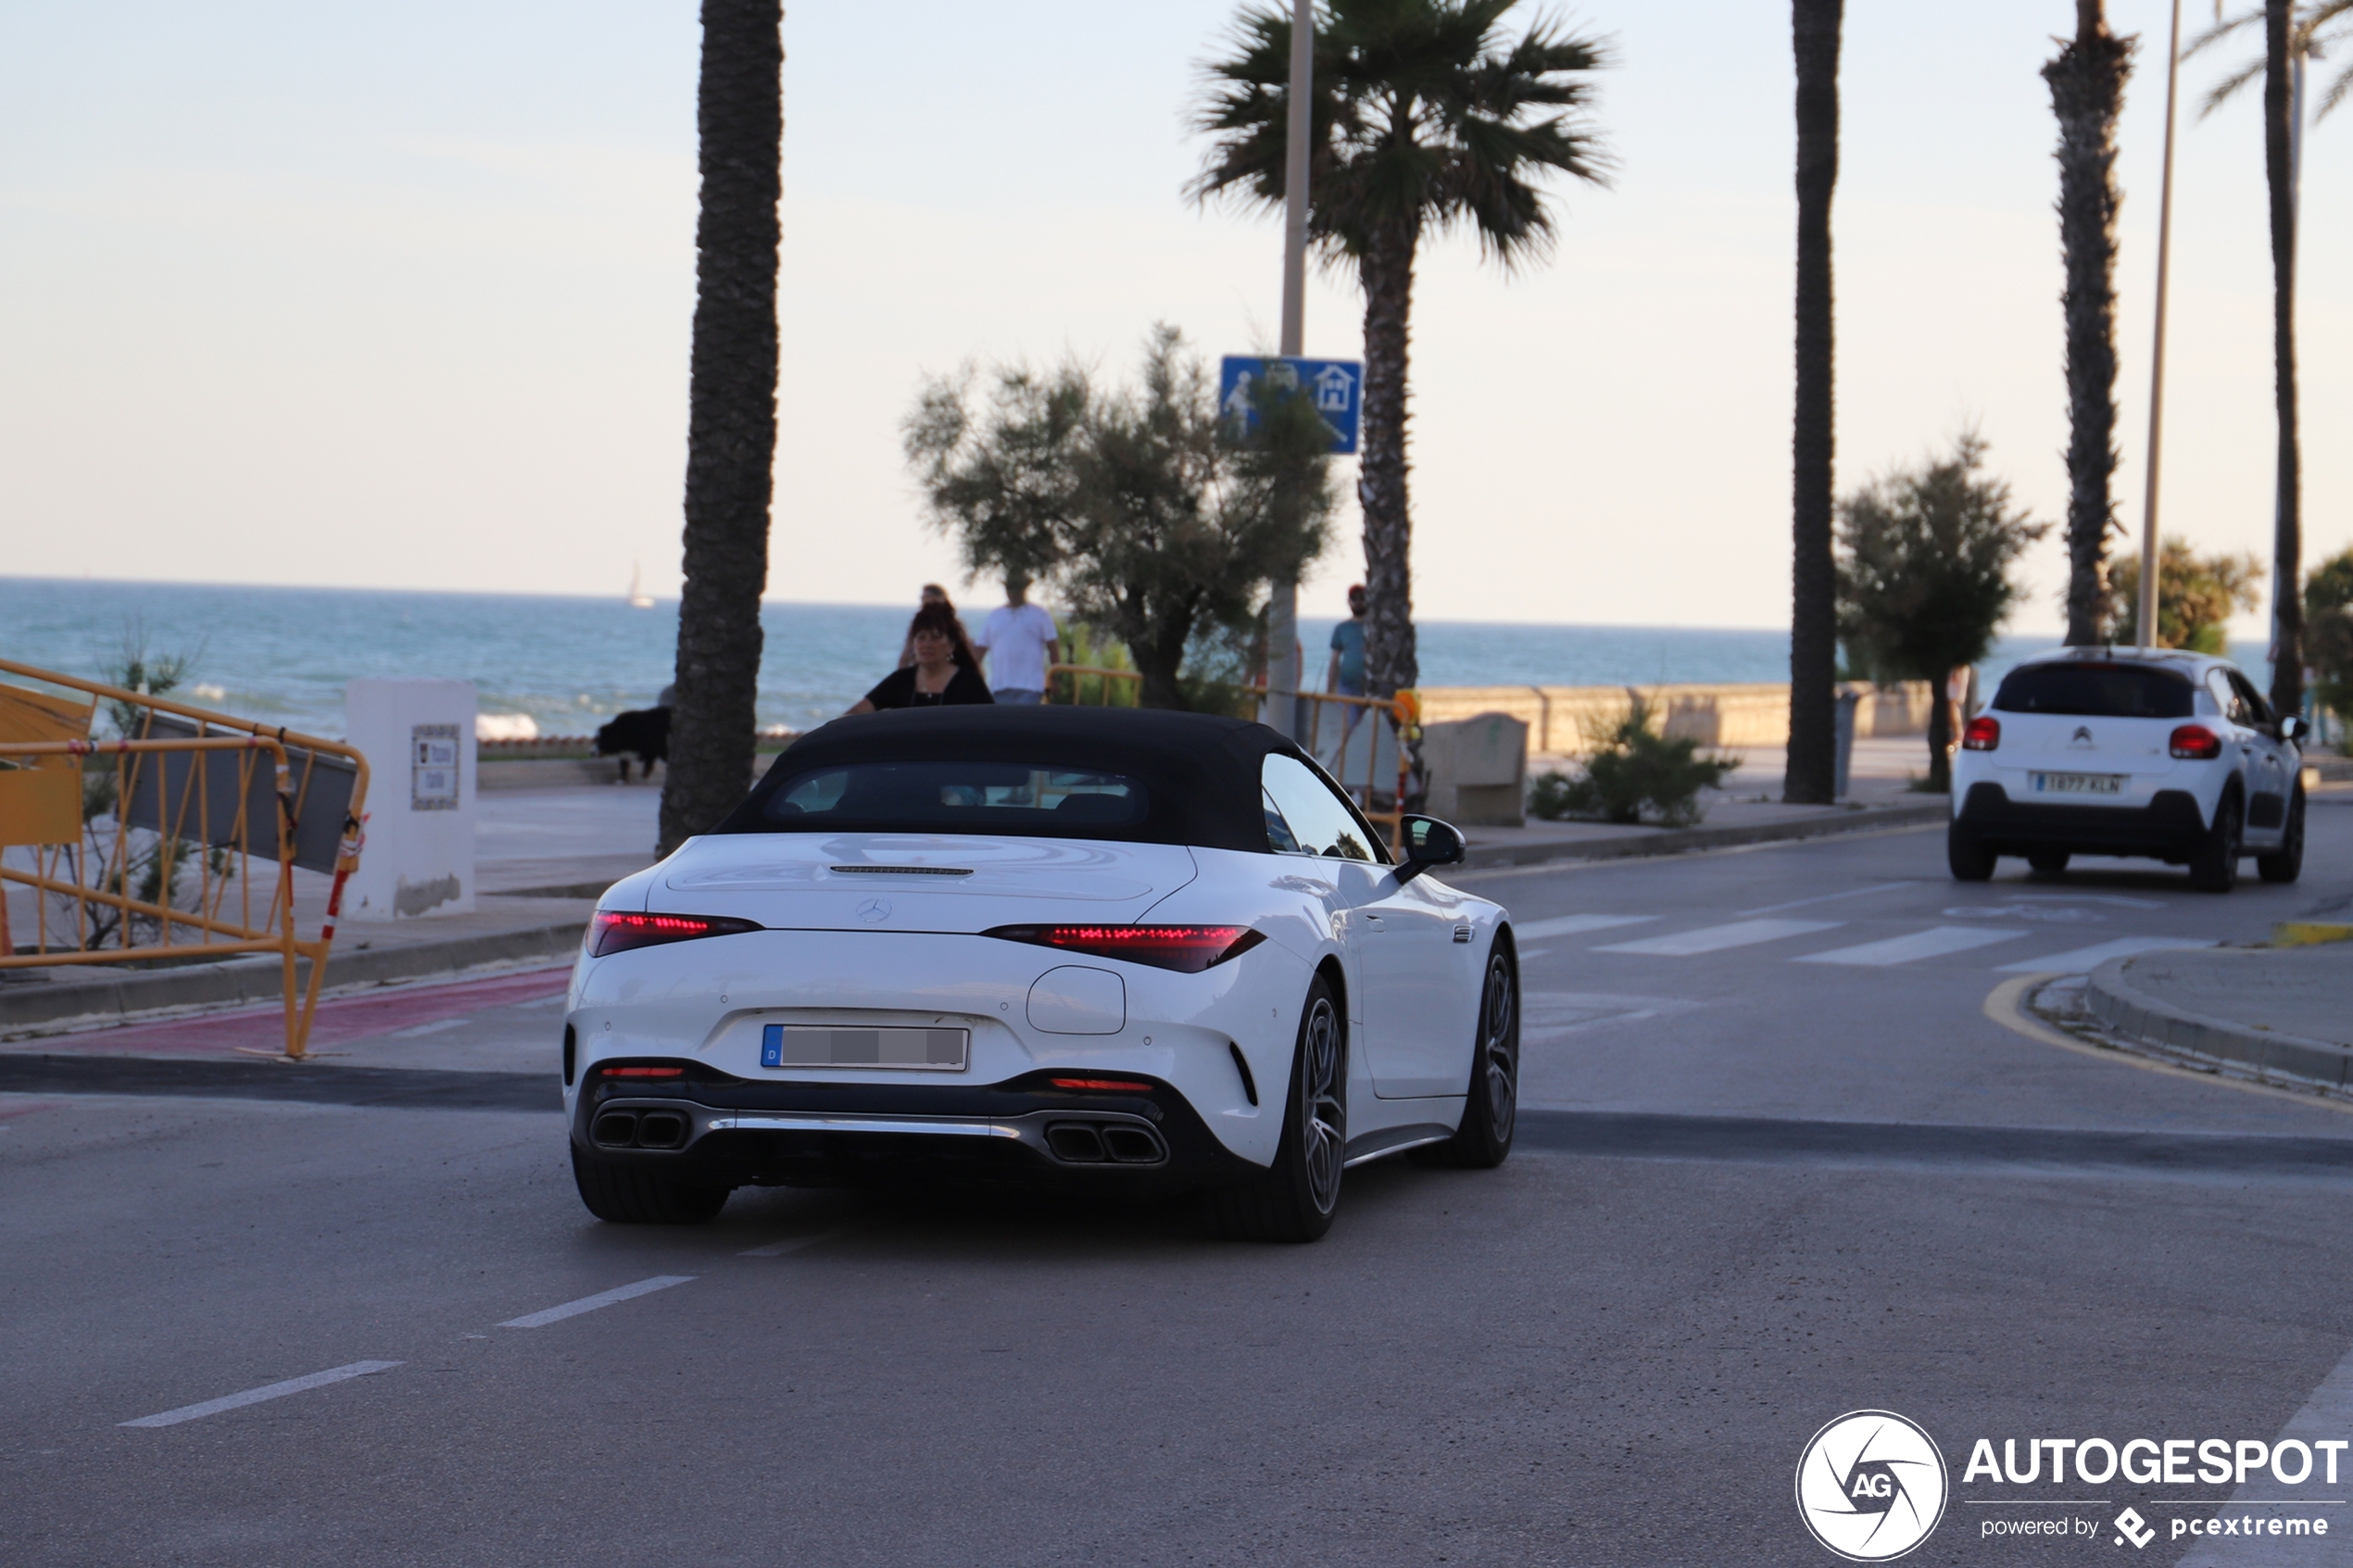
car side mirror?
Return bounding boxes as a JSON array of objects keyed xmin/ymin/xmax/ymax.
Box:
[
  {"xmin": 1397, "ymin": 814, "xmax": 1466, "ymax": 883},
  {"xmin": 2280, "ymin": 715, "xmax": 2309, "ymax": 745}
]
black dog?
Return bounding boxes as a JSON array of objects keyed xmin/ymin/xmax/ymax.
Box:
[{"xmin": 595, "ymin": 706, "xmax": 670, "ymax": 782}]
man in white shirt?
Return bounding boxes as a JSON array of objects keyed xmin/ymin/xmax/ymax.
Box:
[{"xmin": 972, "ymin": 573, "xmax": 1062, "ymax": 705}]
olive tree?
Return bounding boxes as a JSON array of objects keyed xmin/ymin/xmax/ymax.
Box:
[
  {"xmin": 1837, "ymin": 433, "xmax": 2049, "ymax": 792},
  {"xmin": 905, "ymin": 325, "xmax": 1335, "ymax": 710}
]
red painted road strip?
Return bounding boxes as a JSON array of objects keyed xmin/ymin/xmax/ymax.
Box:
[{"xmin": 9, "ymin": 965, "xmax": 573, "ymax": 1059}]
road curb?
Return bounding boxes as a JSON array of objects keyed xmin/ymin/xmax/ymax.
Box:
[
  {"xmin": 2084, "ymin": 952, "xmax": 2353, "ymax": 1093},
  {"xmin": 1459, "ymin": 802, "xmax": 1946, "ymax": 871},
  {"xmin": 0, "ymin": 920, "xmax": 587, "ymax": 1037}
]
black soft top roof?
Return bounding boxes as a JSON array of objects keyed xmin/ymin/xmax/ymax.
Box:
[{"xmin": 715, "ymin": 705, "xmax": 1315, "ymax": 853}]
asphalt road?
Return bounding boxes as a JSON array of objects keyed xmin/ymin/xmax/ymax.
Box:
[{"xmin": 6, "ymin": 800, "xmax": 2353, "ymax": 1567}]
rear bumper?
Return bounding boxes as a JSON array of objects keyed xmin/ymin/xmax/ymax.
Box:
[
  {"xmin": 570, "ymin": 1067, "xmax": 1264, "ymax": 1193},
  {"xmin": 1955, "ymin": 783, "xmax": 2208, "ymax": 860}
]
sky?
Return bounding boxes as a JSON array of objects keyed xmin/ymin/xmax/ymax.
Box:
[{"xmin": 1, "ymin": 1, "xmax": 2345, "ymax": 640}]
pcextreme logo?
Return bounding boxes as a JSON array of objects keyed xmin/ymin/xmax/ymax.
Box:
[{"xmin": 1796, "ymin": 1410, "xmax": 1951, "ymax": 1562}]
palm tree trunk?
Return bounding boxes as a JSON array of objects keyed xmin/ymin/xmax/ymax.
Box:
[
  {"xmin": 2045, "ymin": 1, "xmax": 2133, "ymax": 647},
  {"xmin": 2264, "ymin": 0, "xmax": 2304, "ymax": 719},
  {"xmin": 1786, "ymin": 0, "xmax": 1843, "ymax": 806},
  {"xmin": 659, "ymin": 0, "xmax": 783, "ymax": 857},
  {"xmin": 1356, "ymin": 220, "xmax": 1419, "ymax": 701}
]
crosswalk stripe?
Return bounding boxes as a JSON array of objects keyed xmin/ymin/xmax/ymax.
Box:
[
  {"xmin": 1796, "ymin": 925, "xmax": 2029, "ymax": 967},
  {"xmin": 1994, "ymin": 935, "xmax": 2215, "ymax": 973},
  {"xmin": 1514, "ymin": 914, "xmax": 1660, "ymax": 939},
  {"xmin": 1594, "ymin": 918, "xmax": 1843, "ymax": 957}
]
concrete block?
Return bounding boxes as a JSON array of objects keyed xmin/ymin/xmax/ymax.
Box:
[
  {"xmin": 344, "ymin": 679, "xmax": 477, "ymax": 922},
  {"xmin": 1422, "ymin": 713, "xmax": 1529, "ymax": 826}
]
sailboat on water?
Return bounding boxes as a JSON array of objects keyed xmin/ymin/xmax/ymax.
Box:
[{"xmin": 627, "ymin": 563, "xmax": 654, "ymax": 608}]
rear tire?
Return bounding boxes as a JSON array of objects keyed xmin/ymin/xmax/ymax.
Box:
[
  {"xmin": 1205, "ymin": 974, "xmax": 1346, "ymax": 1244},
  {"xmin": 1948, "ymin": 820, "xmax": 1995, "ymax": 882},
  {"xmin": 1413, "ymin": 942, "xmax": 1517, "ymax": 1170},
  {"xmin": 2027, "ymin": 850, "xmax": 2070, "ymax": 875},
  {"xmin": 572, "ymin": 1145, "xmax": 730, "ymax": 1224},
  {"xmin": 2257, "ymin": 784, "xmax": 2305, "ymax": 884},
  {"xmin": 2187, "ymin": 792, "xmax": 2243, "ymax": 894}
]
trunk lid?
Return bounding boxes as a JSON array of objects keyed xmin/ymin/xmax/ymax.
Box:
[
  {"xmin": 655, "ymin": 833, "xmax": 1198, "ymax": 934},
  {"xmin": 1991, "ymin": 712, "xmax": 2183, "ymax": 777}
]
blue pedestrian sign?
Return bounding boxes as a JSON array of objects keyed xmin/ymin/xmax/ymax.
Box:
[{"xmin": 1218, "ymin": 356, "xmax": 1363, "ymax": 456}]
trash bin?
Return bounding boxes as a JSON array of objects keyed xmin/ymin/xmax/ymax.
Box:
[{"xmin": 1833, "ymin": 689, "xmax": 1861, "ymax": 800}]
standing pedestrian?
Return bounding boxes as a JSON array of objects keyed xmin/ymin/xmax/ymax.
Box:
[
  {"xmin": 850, "ymin": 603, "xmax": 993, "ymax": 713},
  {"xmin": 1325, "ymin": 584, "xmax": 1371, "ymax": 744},
  {"xmin": 973, "ymin": 572, "xmax": 1062, "ymax": 706},
  {"xmin": 898, "ymin": 583, "xmax": 953, "ymax": 669}
]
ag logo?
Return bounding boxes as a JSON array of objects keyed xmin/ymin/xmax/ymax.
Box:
[{"xmin": 1795, "ymin": 1410, "xmax": 1948, "ymax": 1561}]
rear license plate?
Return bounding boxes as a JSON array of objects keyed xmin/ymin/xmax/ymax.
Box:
[
  {"xmin": 2030, "ymin": 771, "xmax": 2124, "ymax": 797},
  {"xmin": 761, "ymin": 1024, "xmax": 968, "ymax": 1071}
]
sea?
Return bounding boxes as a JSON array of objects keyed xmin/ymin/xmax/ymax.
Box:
[{"xmin": 0, "ymin": 578, "xmax": 2075, "ymax": 740}]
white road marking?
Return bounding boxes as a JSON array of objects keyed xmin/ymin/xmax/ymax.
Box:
[
  {"xmin": 120, "ymin": 1361, "xmax": 401, "ymax": 1429},
  {"xmin": 497, "ymin": 1275, "xmax": 696, "ymax": 1329},
  {"xmin": 1594, "ymin": 918, "xmax": 1843, "ymax": 957},
  {"xmin": 389, "ymin": 1019, "xmax": 468, "ymax": 1038},
  {"xmin": 1521, "ymin": 991, "xmax": 1703, "ymax": 1040},
  {"xmin": 1513, "ymin": 914, "xmax": 1659, "ymax": 939},
  {"xmin": 2177, "ymin": 1331, "xmax": 2353, "ymax": 1565},
  {"xmin": 1797, "ymin": 925, "xmax": 2030, "ymax": 967},
  {"xmin": 739, "ymin": 1227, "xmax": 853, "ymax": 1259},
  {"xmin": 1739, "ymin": 882, "xmax": 1917, "ymax": 915},
  {"xmin": 1994, "ymin": 935, "xmax": 2214, "ymax": 973}
]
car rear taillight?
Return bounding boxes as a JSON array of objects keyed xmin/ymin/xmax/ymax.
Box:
[
  {"xmin": 587, "ymin": 910, "xmax": 762, "ymax": 959},
  {"xmin": 599, "ymin": 1065, "xmax": 685, "ymax": 1078},
  {"xmin": 2170, "ymin": 724, "xmax": 2223, "ymax": 759},
  {"xmin": 984, "ymin": 924, "xmax": 1266, "ymax": 973},
  {"xmin": 1961, "ymin": 716, "xmax": 2000, "ymax": 751},
  {"xmin": 1048, "ymin": 1076, "xmax": 1155, "ymax": 1092}
]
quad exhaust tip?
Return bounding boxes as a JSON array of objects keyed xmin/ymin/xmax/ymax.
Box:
[
  {"xmin": 592, "ymin": 1110, "xmax": 688, "ymax": 1151},
  {"xmin": 1045, "ymin": 1120, "xmax": 1166, "ymax": 1166}
]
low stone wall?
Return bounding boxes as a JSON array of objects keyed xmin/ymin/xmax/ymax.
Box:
[{"xmin": 1414, "ymin": 681, "xmax": 1933, "ymax": 754}]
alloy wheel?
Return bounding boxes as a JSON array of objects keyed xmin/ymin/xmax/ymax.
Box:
[
  {"xmin": 1300, "ymin": 995, "xmax": 1345, "ymax": 1215},
  {"xmin": 1479, "ymin": 953, "xmax": 1517, "ymax": 1144}
]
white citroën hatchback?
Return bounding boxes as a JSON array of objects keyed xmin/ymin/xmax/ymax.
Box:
[
  {"xmin": 561, "ymin": 706, "xmax": 1520, "ymax": 1243},
  {"xmin": 1948, "ymin": 646, "xmax": 2309, "ymax": 892}
]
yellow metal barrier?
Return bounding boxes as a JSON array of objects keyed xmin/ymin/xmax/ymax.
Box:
[
  {"xmin": 1044, "ymin": 663, "xmax": 1416, "ymax": 851},
  {"xmin": 0, "ymin": 659, "xmax": 371, "ymax": 1060}
]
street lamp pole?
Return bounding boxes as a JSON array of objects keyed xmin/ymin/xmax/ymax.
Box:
[
  {"xmin": 2135, "ymin": 0, "xmax": 2184, "ymax": 649},
  {"xmin": 1265, "ymin": 0, "xmax": 1313, "ymax": 738}
]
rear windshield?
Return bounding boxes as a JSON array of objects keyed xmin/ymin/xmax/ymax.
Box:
[
  {"xmin": 753, "ymin": 761, "xmax": 1148, "ymax": 835},
  {"xmin": 1991, "ymin": 663, "xmax": 2197, "ymax": 720}
]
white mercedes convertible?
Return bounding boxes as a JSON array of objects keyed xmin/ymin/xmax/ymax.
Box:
[{"xmin": 562, "ymin": 706, "xmax": 1519, "ymax": 1242}]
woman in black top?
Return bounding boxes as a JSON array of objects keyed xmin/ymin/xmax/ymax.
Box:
[{"xmin": 849, "ymin": 602, "xmax": 995, "ymax": 712}]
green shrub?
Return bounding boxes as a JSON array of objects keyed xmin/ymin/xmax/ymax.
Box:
[{"xmin": 1528, "ymin": 698, "xmax": 1736, "ymax": 828}]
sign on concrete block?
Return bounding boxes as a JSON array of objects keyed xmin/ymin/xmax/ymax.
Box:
[
  {"xmin": 1218, "ymin": 356, "xmax": 1362, "ymax": 455},
  {"xmin": 345, "ymin": 680, "xmax": 476, "ymax": 921}
]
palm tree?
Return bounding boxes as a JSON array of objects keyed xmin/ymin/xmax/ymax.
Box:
[
  {"xmin": 2263, "ymin": 0, "xmax": 2307, "ymax": 719},
  {"xmin": 2187, "ymin": 1, "xmax": 2347, "ymax": 715},
  {"xmin": 1194, "ymin": 0, "xmax": 1609, "ymax": 699},
  {"xmin": 659, "ymin": 0, "xmax": 784, "ymax": 857},
  {"xmin": 2044, "ymin": 2, "xmax": 2134, "ymax": 647},
  {"xmin": 1786, "ymin": 0, "xmax": 1843, "ymax": 806}
]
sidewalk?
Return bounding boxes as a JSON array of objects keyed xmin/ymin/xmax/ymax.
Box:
[
  {"xmin": 1463, "ymin": 734, "xmax": 1943, "ymax": 869},
  {"xmin": 2085, "ymin": 936, "xmax": 2353, "ymax": 1092}
]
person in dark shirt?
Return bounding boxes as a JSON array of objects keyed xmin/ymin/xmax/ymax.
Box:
[{"xmin": 850, "ymin": 602, "xmax": 995, "ymax": 712}]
